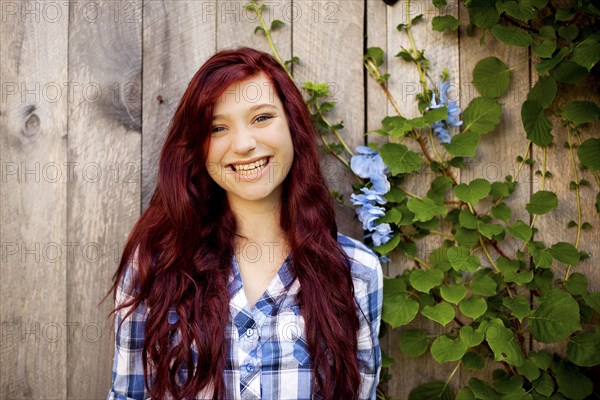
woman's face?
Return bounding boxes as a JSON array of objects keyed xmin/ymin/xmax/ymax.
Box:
[{"xmin": 205, "ymin": 72, "xmax": 294, "ymax": 207}]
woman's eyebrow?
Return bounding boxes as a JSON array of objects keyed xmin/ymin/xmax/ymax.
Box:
[{"xmin": 212, "ymin": 103, "xmax": 278, "ymax": 120}]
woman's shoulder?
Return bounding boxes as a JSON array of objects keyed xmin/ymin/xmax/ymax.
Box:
[{"xmin": 336, "ymin": 232, "xmax": 383, "ymax": 287}]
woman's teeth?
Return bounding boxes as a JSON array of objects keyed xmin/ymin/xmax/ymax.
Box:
[{"xmin": 232, "ymin": 157, "xmax": 269, "ymax": 174}]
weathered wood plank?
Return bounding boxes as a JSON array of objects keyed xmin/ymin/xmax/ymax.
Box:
[
  {"xmin": 142, "ymin": 1, "xmax": 217, "ymax": 210},
  {"xmin": 457, "ymin": 0, "xmax": 531, "ymax": 388},
  {"xmin": 67, "ymin": 1, "xmax": 142, "ymax": 397},
  {"xmin": 293, "ymin": 0, "xmax": 365, "ymax": 240},
  {"xmin": 384, "ymin": 1, "xmax": 460, "ymax": 397},
  {"xmin": 0, "ymin": 1, "xmax": 68, "ymax": 397}
]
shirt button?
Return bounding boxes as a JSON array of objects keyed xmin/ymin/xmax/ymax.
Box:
[
  {"xmin": 245, "ymin": 328, "xmax": 253, "ymax": 337},
  {"xmin": 246, "ymin": 363, "xmax": 255, "ymax": 372}
]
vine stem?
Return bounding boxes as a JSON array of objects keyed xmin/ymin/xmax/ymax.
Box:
[
  {"xmin": 253, "ymin": 1, "xmax": 293, "ymax": 81},
  {"xmin": 479, "ymin": 234, "xmax": 515, "ymax": 299},
  {"xmin": 316, "ymin": 105, "xmax": 354, "ymax": 157},
  {"xmin": 413, "ymin": 256, "xmax": 432, "ymax": 269},
  {"xmin": 405, "ymin": 0, "xmax": 427, "ymax": 94},
  {"xmin": 428, "ymin": 128, "xmax": 444, "ymax": 164},
  {"xmin": 574, "ymin": 131, "xmax": 600, "ymax": 189},
  {"xmin": 444, "ymin": 361, "xmax": 462, "ymax": 391},
  {"xmin": 565, "ymin": 126, "xmax": 582, "ymax": 280},
  {"xmin": 429, "ymin": 229, "xmax": 455, "ymax": 240},
  {"xmin": 520, "ymin": 146, "xmax": 546, "ymax": 253}
]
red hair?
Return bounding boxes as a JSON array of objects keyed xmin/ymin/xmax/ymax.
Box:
[{"xmin": 107, "ymin": 47, "xmax": 361, "ymax": 399}]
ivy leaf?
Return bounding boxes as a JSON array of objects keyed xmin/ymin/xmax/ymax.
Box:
[
  {"xmin": 492, "ymin": 203, "xmax": 512, "ymax": 223},
  {"xmin": 498, "ymin": 0, "xmax": 540, "ymax": 21},
  {"xmin": 442, "ymin": 131, "xmax": 481, "ymax": 157},
  {"xmin": 462, "ymin": 352, "xmax": 485, "ymax": 370},
  {"xmin": 572, "ymin": 38, "xmax": 600, "ymax": 70},
  {"xmin": 422, "ymin": 302, "xmax": 455, "ymax": 326},
  {"xmin": 468, "ymin": 0, "xmax": 500, "ymax": 28},
  {"xmin": 448, "ymin": 246, "xmax": 481, "ymax": 272},
  {"xmin": 521, "ymin": 101, "xmax": 553, "ymax": 147},
  {"xmin": 468, "ymin": 378, "xmax": 500, "ymax": 399},
  {"xmin": 378, "ymin": 207, "xmax": 403, "ymax": 225},
  {"xmin": 453, "ymin": 178, "xmax": 491, "ymax": 205},
  {"xmin": 497, "ymin": 257, "xmax": 533, "ymax": 284},
  {"xmin": 529, "ymin": 349, "xmax": 552, "ymax": 370},
  {"xmin": 503, "ymin": 295, "xmax": 531, "ymax": 322},
  {"xmin": 459, "ymin": 210, "xmax": 479, "ymax": 230},
  {"xmin": 532, "ymin": 40, "xmax": 557, "ymax": 58},
  {"xmin": 462, "ymin": 97, "xmax": 502, "ymax": 134},
  {"xmin": 562, "ymin": 102, "xmax": 600, "ymax": 127},
  {"xmin": 490, "ymin": 182, "xmax": 510, "ymax": 198},
  {"xmin": 536, "ymin": 47, "xmax": 570, "ymax": 74},
  {"xmin": 460, "ymin": 325, "xmax": 485, "ymax": 347},
  {"xmin": 517, "ymin": 359, "xmax": 541, "ymax": 382},
  {"xmin": 382, "ymin": 115, "xmax": 413, "ymax": 138},
  {"xmin": 427, "ymin": 176, "xmax": 453, "ymax": 205},
  {"xmin": 526, "ymin": 190, "xmax": 558, "ymax": 215},
  {"xmin": 469, "ymin": 270, "xmax": 497, "ymax": 296},
  {"xmin": 549, "ymin": 242, "xmax": 581, "ymax": 266},
  {"xmin": 527, "ymin": 76, "xmax": 557, "ymax": 109},
  {"xmin": 482, "ymin": 318, "xmax": 525, "ymax": 366},
  {"xmin": 558, "ymin": 24, "xmax": 579, "ymax": 41},
  {"xmin": 565, "ymin": 273, "xmax": 588, "ymax": 296},
  {"xmin": 477, "ymin": 222, "xmax": 504, "ymax": 239},
  {"xmin": 554, "ymin": 360, "xmax": 594, "ymax": 400},
  {"xmin": 433, "ymin": 0, "xmax": 448, "ymax": 7},
  {"xmin": 507, "ymin": 220, "xmax": 533, "ymax": 242},
  {"xmin": 472, "ymin": 57, "xmax": 511, "ymax": 98},
  {"xmin": 409, "ymin": 268, "xmax": 445, "ymax": 294},
  {"xmin": 431, "ymin": 335, "xmax": 468, "ymax": 363},
  {"xmin": 270, "ymin": 19, "xmax": 285, "ymax": 30},
  {"xmin": 373, "ymin": 234, "xmax": 401, "ymax": 255},
  {"xmin": 380, "ymin": 143, "xmax": 423, "ymax": 175},
  {"xmin": 364, "ymin": 47, "xmax": 385, "ymax": 67},
  {"xmin": 552, "ymin": 61, "xmax": 588, "ymax": 84},
  {"xmin": 400, "ymin": 329, "xmax": 430, "ymax": 357},
  {"xmin": 577, "ymin": 138, "xmax": 600, "ymax": 173},
  {"xmin": 567, "ymin": 329, "xmax": 600, "ymax": 367},
  {"xmin": 529, "ymin": 289, "xmax": 581, "ymax": 343},
  {"xmin": 528, "ymin": 242, "xmax": 553, "ymax": 268},
  {"xmin": 407, "ymin": 197, "xmax": 448, "ymax": 222},
  {"xmin": 440, "ymin": 284, "xmax": 467, "ymax": 305},
  {"xmin": 432, "ymin": 15, "xmax": 460, "ymax": 32},
  {"xmin": 382, "ymin": 277, "xmax": 419, "ymax": 327},
  {"xmin": 532, "ymin": 371, "xmax": 554, "ymax": 397},
  {"xmin": 491, "ymin": 24, "xmax": 533, "ymax": 46},
  {"xmin": 459, "ymin": 296, "xmax": 488, "ymax": 319},
  {"xmin": 408, "ymin": 380, "xmax": 454, "ymax": 400}
]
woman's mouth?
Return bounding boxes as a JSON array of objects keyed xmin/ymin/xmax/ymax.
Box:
[{"xmin": 228, "ymin": 156, "xmax": 271, "ymax": 176}]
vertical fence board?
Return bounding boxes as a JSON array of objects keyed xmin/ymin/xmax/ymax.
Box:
[
  {"xmin": 0, "ymin": 1, "xmax": 68, "ymax": 397},
  {"xmin": 294, "ymin": 0, "xmax": 365, "ymax": 239},
  {"xmin": 67, "ymin": 1, "xmax": 142, "ymax": 397},
  {"xmin": 142, "ymin": 1, "xmax": 217, "ymax": 210},
  {"xmin": 383, "ymin": 1, "xmax": 460, "ymax": 397},
  {"xmin": 457, "ymin": 1, "xmax": 532, "ymax": 387}
]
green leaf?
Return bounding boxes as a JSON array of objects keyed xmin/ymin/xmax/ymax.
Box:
[
  {"xmin": 563, "ymin": 101, "xmax": 600, "ymax": 127},
  {"xmin": 409, "ymin": 380, "xmax": 454, "ymax": 400},
  {"xmin": 460, "ymin": 325, "xmax": 485, "ymax": 347},
  {"xmin": 448, "ymin": 246, "xmax": 481, "ymax": 272},
  {"xmin": 532, "ymin": 40, "xmax": 557, "ymax": 58},
  {"xmin": 462, "ymin": 352, "xmax": 485, "ymax": 370},
  {"xmin": 431, "ymin": 335, "xmax": 468, "ymax": 363},
  {"xmin": 555, "ymin": 8, "xmax": 575, "ymax": 21},
  {"xmin": 433, "ymin": 0, "xmax": 447, "ymax": 7},
  {"xmin": 400, "ymin": 329, "xmax": 430, "ymax": 357},
  {"xmin": 577, "ymin": 138, "xmax": 600, "ymax": 172},
  {"xmin": 532, "ymin": 371, "xmax": 554, "ymax": 396},
  {"xmin": 469, "ymin": 0, "xmax": 500, "ymax": 28},
  {"xmin": 454, "ymin": 178, "xmax": 491, "ymax": 205},
  {"xmin": 459, "ymin": 296, "xmax": 487, "ymax": 319},
  {"xmin": 442, "ymin": 131, "xmax": 481, "ymax": 157},
  {"xmin": 432, "ymin": 15, "xmax": 460, "ymax": 32},
  {"xmin": 483, "ymin": 318, "xmax": 525, "ymax": 366},
  {"xmin": 503, "ymin": 295, "xmax": 531, "ymax": 322},
  {"xmin": 565, "ymin": 273, "xmax": 588, "ymax": 296},
  {"xmin": 270, "ymin": 19, "xmax": 285, "ymax": 30},
  {"xmin": 364, "ymin": 47, "xmax": 385, "ymax": 67},
  {"xmin": 536, "ymin": 47, "xmax": 569, "ymax": 74},
  {"xmin": 380, "ymin": 143, "xmax": 423, "ymax": 175},
  {"xmin": 468, "ymin": 378, "xmax": 500, "ymax": 400},
  {"xmin": 427, "ymin": 176, "xmax": 453, "ymax": 205},
  {"xmin": 422, "ymin": 302, "xmax": 455, "ymax": 326},
  {"xmin": 381, "ymin": 349, "xmax": 396, "ymax": 367},
  {"xmin": 424, "ymin": 106, "xmax": 449, "ymax": 125},
  {"xmin": 407, "ymin": 197, "xmax": 448, "ymax": 222},
  {"xmin": 455, "ymin": 228, "xmax": 479, "ymax": 248},
  {"xmin": 552, "ymin": 61, "xmax": 588, "ymax": 84},
  {"xmin": 549, "ymin": 242, "xmax": 581, "ymax": 266},
  {"xmin": 527, "ymin": 76, "xmax": 557, "ymax": 109},
  {"xmin": 490, "ymin": 182, "xmax": 510, "ymax": 198},
  {"xmin": 492, "ymin": 203, "xmax": 512, "ymax": 223},
  {"xmin": 498, "ymin": 0, "xmax": 542, "ymax": 21},
  {"xmin": 382, "ymin": 277, "xmax": 419, "ymax": 327},
  {"xmin": 492, "ymin": 24, "xmax": 533, "ymax": 46},
  {"xmin": 470, "ymin": 270, "xmax": 497, "ymax": 296},
  {"xmin": 477, "ymin": 222, "xmax": 503, "ymax": 239},
  {"xmin": 507, "ymin": 220, "xmax": 533, "ymax": 242},
  {"xmin": 554, "ymin": 360, "xmax": 594, "ymax": 400},
  {"xmin": 410, "ymin": 268, "xmax": 444, "ymax": 293},
  {"xmin": 494, "ymin": 373, "xmax": 525, "ymax": 394},
  {"xmin": 472, "ymin": 57, "xmax": 511, "ymax": 98},
  {"xmin": 459, "ymin": 210, "xmax": 479, "ymax": 229},
  {"xmin": 456, "ymin": 387, "xmax": 475, "ymax": 400},
  {"xmin": 567, "ymin": 329, "xmax": 600, "ymax": 367},
  {"xmin": 529, "ymin": 289, "xmax": 581, "ymax": 343},
  {"xmin": 497, "ymin": 257, "xmax": 533, "ymax": 284},
  {"xmin": 373, "ymin": 234, "xmax": 401, "ymax": 255},
  {"xmin": 254, "ymin": 26, "xmax": 265, "ymax": 35},
  {"xmin": 382, "ymin": 115, "xmax": 413, "ymax": 138},
  {"xmin": 528, "ymin": 242, "xmax": 553, "ymax": 268},
  {"xmin": 378, "ymin": 207, "xmax": 403, "ymax": 225},
  {"xmin": 462, "ymin": 97, "xmax": 502, "ymax": 134},
  {"xmin": 521, "ymin": 101, "xmax": 553, "ymax": 147},
  {"xmin": 526, "ymin": 190, "xmax": 558, "ymax": 215},
  {"xmin": 572, "ymin": 38, "xmax": 600, "ymax": 70},
  {"xmin": 558, "ymin": 25, "xmax": 579, "ymax": 41},
  {"xmin": 529, "ymin": 349, "xmax": 552, "ymax": 370},
  {"xmin": 440, "ymin": 284, "xmax": 467, "ymax": 305}
]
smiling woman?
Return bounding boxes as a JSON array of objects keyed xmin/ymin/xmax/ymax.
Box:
[{"xmin": 106, "ymin": 47, "xmax": 383, "ymax": 400}]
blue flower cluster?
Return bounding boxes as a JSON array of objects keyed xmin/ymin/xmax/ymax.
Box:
[
  {"xmin": 350, "ymin": 146, "xmax": 393, "ymax": 249},
  {"xmin": 429, "ymin": 80, "xmax": 463, "ymax": 144}
]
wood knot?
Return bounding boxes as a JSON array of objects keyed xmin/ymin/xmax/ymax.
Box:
[
  {"xmin": 157, "ymin": 95, "xmax": 164, "ymax": 104},
  {"xmin": 23, "ymin": 113, "xmax": 41, "ymax": 137}
]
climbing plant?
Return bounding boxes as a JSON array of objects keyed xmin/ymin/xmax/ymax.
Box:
[{"xmin": 246, "ymin": 0, "xmax": 600, "ymax": 398}]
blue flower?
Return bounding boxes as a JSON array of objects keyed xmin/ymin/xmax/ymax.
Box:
[
  {"xmin": 350, "ymin": 187, "xmax": 387, "ymax": 207},
  {"xmin": 350, "ymin": 146, "xmax": 390, "ymax": 194},
  {"xmin": 356, "ymin": 203, "xmax": 386, "ymax": 231},
  {"xmin": 429, "ymin": 79, "xmax": 463, "ymax": 144},
  {"xmin": 365, "ymin": 223, "xmax": 393, "ymax": 246}
]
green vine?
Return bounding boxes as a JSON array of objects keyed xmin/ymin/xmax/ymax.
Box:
[{"xmin": 247, "ymin": 0, "xmax": 600, "ymax": 399}]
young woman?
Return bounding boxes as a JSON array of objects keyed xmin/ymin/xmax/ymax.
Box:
[{"xmin": 107, "ymin": 47, "xmax": 383, "ymax": 400}]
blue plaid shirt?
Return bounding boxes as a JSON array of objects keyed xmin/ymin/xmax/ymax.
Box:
[{"xmin": 107, "ymin": 232, "xmax": 383, "ymax": 400}]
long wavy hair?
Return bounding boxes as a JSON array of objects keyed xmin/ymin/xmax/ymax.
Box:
[{"xmin": 107, "ymin": 47, "xmax": 361, "ymax": 399}]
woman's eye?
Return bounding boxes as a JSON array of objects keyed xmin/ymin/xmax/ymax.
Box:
[
  {"xmin": 255, "ymin": 114, "xmax": 274, "ymax": 123},
  {"xmin": 211, "ymin": 126, "xmax": 226, "ymax": 133}
]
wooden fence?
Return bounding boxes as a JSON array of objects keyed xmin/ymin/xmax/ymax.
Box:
[{"xmin": 1, "ymin": 0, "xmax": 598, "ymax": 398}]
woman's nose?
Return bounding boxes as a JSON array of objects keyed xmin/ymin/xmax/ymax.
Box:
[{"xmin": 231, "ymin": 126, "xmax": 257, "ymax": 154}]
